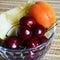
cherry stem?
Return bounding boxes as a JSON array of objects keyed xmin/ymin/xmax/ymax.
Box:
[
  {"xmin": 6, "ymin": 24, "xmax": 19, "ymax": 37},
  {"xmin": 20, "ymin": 53, "xmax": 23, "ymax": 57},
  {"xmin": 19, "ymin": 45, "xmax": 24, "ymax": 49}
]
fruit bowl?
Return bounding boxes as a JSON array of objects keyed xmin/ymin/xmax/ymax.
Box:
[
  {"xmin": 0, "ymin": 25, "xmax": 56, "ymax": 60},
  {"xmin": 0, "ymin": 0, "xmax": 57, "ymax": 60}
]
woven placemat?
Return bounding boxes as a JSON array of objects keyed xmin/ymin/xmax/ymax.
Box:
[{"xmin": 0, "ymin": 0, "xmax": 60, "ymax": 60}]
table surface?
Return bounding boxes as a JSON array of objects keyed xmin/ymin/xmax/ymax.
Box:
[{"xmin": 0, "ymin": 0, "xmax": 60, "ymax": 60}]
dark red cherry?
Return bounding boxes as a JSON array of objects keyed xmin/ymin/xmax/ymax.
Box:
[
  {"xmin": 18, "ymin": 26, "xmax": 32, "ymax": 40},
  {"xmin": 20, "ymin": 16, "xmax": 36, "ymax": 27},
  {"xmin": 32, "ymin": 24, "xmax": 46, "ymax": 38},
  {"xmin": 40, "ymin": 36, "xmax": 48, "ymax": 44},
  {"xmin": 27, "ymin": 37, "xmax": 40, "ymax": 48},
  {"xmin": 6, "ymin": 36, "xmax": 19, "ymax": 49}
]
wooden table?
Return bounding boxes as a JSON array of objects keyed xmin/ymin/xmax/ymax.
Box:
[{"xmin": 0, "ymin": 0, "xmax": 60, "ymax": 60}]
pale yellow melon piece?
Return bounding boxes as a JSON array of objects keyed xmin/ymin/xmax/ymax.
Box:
[{"xmin": 0, "ymin": 3, "xmax": 32, "ymax": 40}]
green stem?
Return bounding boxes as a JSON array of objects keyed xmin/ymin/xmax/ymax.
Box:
[{"xmin": 20, "ymin": 53, "xmax": 23, "ymax": 57}]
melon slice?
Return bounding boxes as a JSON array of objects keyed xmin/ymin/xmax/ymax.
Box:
[{"xmin": 0, "ymin": 2, "xmax": 32, "ymax": 40}]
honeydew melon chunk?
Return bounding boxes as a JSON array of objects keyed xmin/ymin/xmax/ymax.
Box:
[{"xmin": 0, "ymin": 3, "xmax": 32, "ymax": 40}]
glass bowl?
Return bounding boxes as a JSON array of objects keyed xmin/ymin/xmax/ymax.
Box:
[
  {"xmin": 0, "ymin": 24, "xmax": 56, "ymax": 60},
  {"xmin": 0, "ymin": 0, "xmax": 56, "ymax": 60}
]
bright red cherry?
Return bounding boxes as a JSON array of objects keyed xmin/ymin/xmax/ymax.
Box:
[
  {"xmin": 40, "ymin": 36, "xmax": 48, "ymax": 44},
  {"xmin": 32, "ymin": 24, "xmax": 46, "ymax": 38},
  {"xmin": 18, "ymin": 26, "xmax": 32, "ymax": 40},
  {"xmin": 20, "ymin": 16, "xmax": 36, "ymax": 27},
  {"xmin": 6, "ymin": 36, "xmax": 19, "ymax": 49},
  {"xmin": 27, "ymin": 37, "xmax": 40, "ymax": 48}
]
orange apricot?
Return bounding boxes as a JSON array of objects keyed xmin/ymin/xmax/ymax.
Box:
[{"xmin": 29, "ymin": 1, "xmax": 56, "ymax": 28}]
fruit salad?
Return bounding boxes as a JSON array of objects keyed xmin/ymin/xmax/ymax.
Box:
[{"xmin": 0, "ymin": 1, "xmax": 56, "ymax": 60}]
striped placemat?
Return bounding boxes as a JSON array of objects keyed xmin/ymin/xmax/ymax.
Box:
[{"xmin": 0, "ymin": 0, "xmax": 60, "ymax": 60}]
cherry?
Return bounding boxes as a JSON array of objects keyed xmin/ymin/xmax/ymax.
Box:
[
  {"xmin": 27, "ymin": 37, "xmax": 40, "ymax": 48},
  {"xmin": 40, "ymin": 36, "xmax": 48, "ymax": 44},
  {"xmin": 18, "ymin": 25, "xmax": 32, "ymax": 40},
  {"xmin": 6, "ymin": 36, "xmax": 19, "ymax": 49},
  {"xmin": 32, "ymin": 24, "xmax": 46, "ymax": 38},
  {"xmin": 20, "ymin": 16, "xmax": 36, "ymax": 27}
]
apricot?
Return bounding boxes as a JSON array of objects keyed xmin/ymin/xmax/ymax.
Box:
[{"xmin": 29, "ymin": 1, "xmax": 56, "ymax": 28}]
